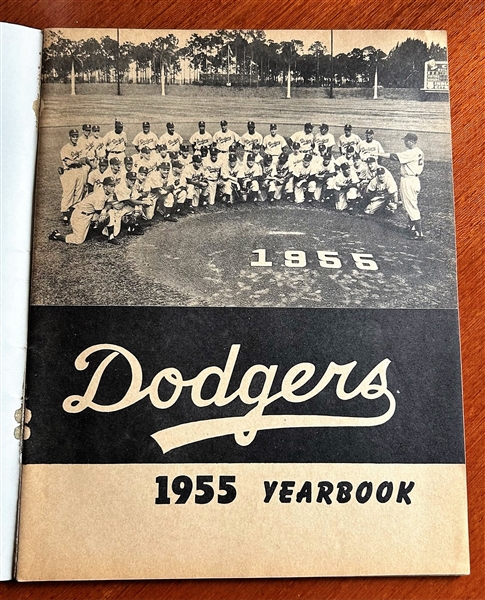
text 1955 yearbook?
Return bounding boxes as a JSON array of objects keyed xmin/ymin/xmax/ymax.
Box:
[{"xmin": 7, "ymin": 26, "xmax": 469, "ymax": 580}]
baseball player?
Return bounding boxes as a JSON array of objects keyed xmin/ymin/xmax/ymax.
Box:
[
  {"xmin": 178, "ymin": 143, "xmax": 192, "ymax": 168},
  {"xmin": 333, "ymin": 161, "xmax": 360, "ymax": 212},
  {"xmin": 189, "ymin": 121, "xmax": 213, "ymax": 155},
  {"xmin": 202, "ymin": 147, "xmax": 223, "ymax": 205},
  {"xmin": 184, "ymin": 154, "xmax": 209, "ymax": 208},
  {"xmin": 77, "ymin": 124, "xmax": 97, "ymax": 192},
  {"xmin": 220, "ymin": 152, "xmax": 242, "ymax": 204},
  {"xmin": 49, "ymin": 176, "xmax": 116, "ymax": 245},
  {"xmin": 379, "ymin": 132, "xmax": 425, "ymax": 239},
  {"xmin": 311, "ymin": 148, "xmax": 337, "ymax": 203},
  {"xmin": 240, "ymin": 121, "xmax": 263, "ymax": 157},
  {"xmin": 338, "ymin": 124, "xmax": 361, "ymax": 155},
  {"xmin": 335, "ymin": 145, "xmax": 357, "ymax": 171},
  {"xmin": 352, "ymin": 153, "xmax": 372, "ymax": 196},
  {"xmin": 104, "ymin": 119, "xmax": 128, "ymax": 160},
  {"xmin": 273, "ymin": 153, "xmax": 292, "ymax": 201},
  {"xmin": 132, "ymin": 121, "xmax": 158, "ymax": 152},
  {"xmin": 87, "ymin": 156, "xmax": 109, "ymax": 193},
  {"xmin": 292, "ymin": 154, "xmax": 315, "ymax": 203},
  {"xmin": 159, "ymin": 122, "xmax": 183, "ymax": 157},
  {"xmin": 91, "ymin": 125, "xmax": 106, "ymax": 161},
  {"xmin": 170, "ymin": 160, "xmax": 191, "ymax": 216},
  {"xmin": 313, "ymin": 124, "xmax": 336, "ymax": 155},
  {"xmin": 263, "ymin": 123, "xmax": 288, "ymax": 158},
  {"xmin": 290, "ymin": 123, "xmax": 315, "ymax": 155},
  {"xmin": 103, "ymin": 157, "xmax": 123, "ymax": 186},
  {"xmin": 59, "ymin": 128, "xmax": 85, "ymax": 224},
  {"xmin": 237, "ymin": 152, "xmax": 262, "ymax": 202},
  {"xmin": 102, "ymin": 170, "xmax": 146, "ymax": 244},
  {"xmin": 364, "ymin": 166, "xmax": 399, "ymax": 215},
  {"xmin": 213, "ymin": 120, "xmax": 240, "ymax": 154},
  {"xmin": 133, "ymin": 146, "xmax": 159, "ymax": 175},
  {"xmin": 359, "ymin": 129, "xmax": 384, "ymax": 161},
  {"xmin": 259, "ymin": 154, "xmax": 277, "ymax": 202}
]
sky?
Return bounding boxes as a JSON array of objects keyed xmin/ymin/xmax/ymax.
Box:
[{"xmin": 49, "ymin": 29, "xmax": 447, "ymax": 56}]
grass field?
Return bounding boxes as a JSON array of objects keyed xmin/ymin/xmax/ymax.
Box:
[{"xmin": 30, "ymin": 91, "xmax": 457, "ymax": 308}]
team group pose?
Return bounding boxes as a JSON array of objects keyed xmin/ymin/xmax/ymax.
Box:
[{"xmin": 49, "ymin": 119, "xmax": 425, "ymax": 245}]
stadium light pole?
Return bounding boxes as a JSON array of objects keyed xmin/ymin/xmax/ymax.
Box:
[
  {"xmin": 329, "ymin": 30, "xmax": 334, "ymax": 99},
  {"xmin": 116, "ymin": 28, "xmax": 121, "ymax": 96}
]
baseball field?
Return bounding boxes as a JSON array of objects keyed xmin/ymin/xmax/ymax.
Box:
[{"xmin": 30, "ymin": 86, "xmax": 457, "ymax": 309}]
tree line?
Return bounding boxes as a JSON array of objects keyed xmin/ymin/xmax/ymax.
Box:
[{"xmin": 42, "ymin": 30, "xmax": 447, "ymax": 88}]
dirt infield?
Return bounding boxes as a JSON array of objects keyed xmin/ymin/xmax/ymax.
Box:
[{"xmin": 30, "ymin": 91, "xmax": 457, "ymax": 308}]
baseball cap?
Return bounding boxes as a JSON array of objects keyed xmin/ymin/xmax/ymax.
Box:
[
  {"xmin": 229, "ymin": 143, "xmax": 238, "ymax": 152},
  {"xmin": 292, "ymin": 142, "xmax": 301, "ymax": 149},
  {"xmin": 126, "ymin": 171, "xmax": 137, "ymax": 181},
  {"xmin": 92, "ymin": 125, "xmax": 100, "ymax": 132},
  {"xmin": 352, "ymin": 154, "xmax": 361, "ymax": 161},
  {"xmin": 346, "ymin": 146, "xmax": 355, "ymax": 153},
  {"xmin": 166, "ymin": 122, "xmax": 174, "ymax": 127},
  {"xmin": 247, "ymin": 153, "xmax": 255, "ymax": 161},
  {"xmin": 124, "ymin": 156, "xmax": 133, "ymax": 163},
  {"xmin": 200, "ymin": 146, "xmax": 208, "ymax": 155},
  {"xmin": 141, "ymin": 146, "xmax": 151, "ymax": 153},
  {"xmin": 366, "ymin": 156, "xmax": 377, "ymax": 163},
  {"xmin": 403, "ymin": 132, "xmax": 418, "ymax": 142},
  {"xmin": 102, "ymin": 176, "xmax": 116, "ymax": 186},
  {"xmin": 158, "ymin": 143, "xmax": 168, "ymax": 151},
  {"xmin": 278, "ymin": 153, "xmax": 288, "ymax": 163},
  {"xmin": 160, "ymin": 161, "xmax": 171, "ymax": 168},
  {"xmin": 344, "ymin": 124, "xmax": 352, "ymax": 130},
  {"xmin": 323, "ymin": 153, "xmax": 332, "ymax": 160},
  {"xmin": 303, "ymin": 153, "xmax": 313, "ymax": 162},
  {"xmin": 365, "ymin": 129, "xmax": 374, "ymax": 135},
  {"xmin": 198, "ymin": 120, "xmax": 205, "ymax": 127},
  {"xmin": 69, "ymin": 129, "xmax": 79, "ymax": 136},
  {"xmin": 247, "ymin": 121, "xmax": 255, "ymax": 127},
  {"xmin": 264, "ymin": 154, "xmax": 273, "ymax": 164},
  {"xmin": 341, "ymin": 162, "xmax": 350, "ymax": 170},
  {"xmin": 143, "ymin": 121, "xmax": 150, "ymax": 127},
  {"xmin": 304, "ymin": 122, "xmax": 313, "ymax": 129},
  {"xmin": 172, "ymin": 160, "xmax": 183, "ymax": 169},
  {"xmin": 229, "ymin": 153, "xmax": 237, "ymax": 162},
  {"xmin": 115, "ymin": 119, "xmax": 123, "ymax": 125},
  {"xmin": 82, "ymin": 124, "xmax": 92, "ymax": 131},
  {"xmin": 99, "ymin": 158, "xmax": 108, "ymax": 165},
  {"xmin": 220, "ymin": 120, "xmax": 228, "ymax": 126},
  {"xmin": 210, "ymin": 147, "xmax": 218, "ymax": 155},
  {"xmin": 192, "ymin": 155, "xmax": 202, "ymax": 163},
  {"xmin": 109, "ymin": 157, "xmax": 121, "ymax": 165},
  {"xmin": 181, "ymin": 144, "xmax": 190, "ymax": 152},
  {"xmin": 138, "ymin": 166, "xmax": 149, "ymax": 174},
  {"xmin": 376, "ymin": 167, "xmax": 386, "ymax": 175},
  {"xmin": 320, "ymin": 123, "xmax": 329, "ymax": 130},
  {"xmin": 270, "ymin": 123, "xmax": 277, "ymax": 129}
]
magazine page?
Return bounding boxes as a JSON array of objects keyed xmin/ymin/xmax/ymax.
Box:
[
  {"xmin": 0, "ymin": 22, "xmax": 43, "ymax": 581},
  {"xmin": 16, "ymin": 28, "xmax": 468, "ymax": 580}
]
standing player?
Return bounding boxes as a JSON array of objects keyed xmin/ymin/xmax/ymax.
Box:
[
  {"xmin": 190, "ymin": 121, "xmax": 213, "ymax": 155},
  {"xmin": 290, "ymin": 123, "xmax": 314, "ymax": 155},
  {"xmin": 91, "ymin": 125, "xmax": 106, "ymax": 162},
  {"xmin": 132, "ymin": 121, "xmax": 158, "ymax": 152},
  {"xmin": 314, "ymin": 123, "xmax": 335, "ymax": 155},
  {"xmin": 263, "ymin": 123, "xmax": 288, "ymax": 158},
  {"xmin": 359, "ymin": 129, "xmax": 384, "ymax": 161},
  {"xmin": 379, "ymin": 132, "xmax": 425, "ymax": 239},
  {"xmin": 240, "ymin": 121, "xmax": 263, "ymax": 157},
  {"xmin": 77, "ymin": 124, "xmax": 96, "ymax": 190},
  {"xmin": 58, "ymin": 129, "xmax": 84, "ymax": 225},
  {"xmin": 338, "ymin": 124, "xmax": 361, "ymax": 155},
  {"xmin": 159, "ymin": 122, "xmax": 184, "ymax": 158},
  {"xmin": 104, "ymin": 119, "xmax": 128, "ymax": 161},
  {"xmin": 213, "ymin": 120, "xmax": 240, "ymax": 154}
]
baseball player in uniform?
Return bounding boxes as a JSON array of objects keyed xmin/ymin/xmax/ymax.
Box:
[
  {"xmin": 77, "ymin": 124, "xmax": 97, "ymax": 192},
  {"xmin": 159, "ymin": 122, "xmax": 183, "ymax": 158},
  {"xmin": 202, "ymin": 147, "xmax": 223, "ymax": 205},
  {"xmin": 333, "ymin": 161, "xmax": 360, "ymax": 212},
  {"xmin": 49, "ymin": 176, "xmax": 116, "ymax": 245},
  {"xmin": 290, "ymin": 123, "xmax": 314, "ymax": 155},
  {"xmin": 184, "ymin": 154, "xmax": 209, "ymax": 208},
  {"xmin": 338, "ymin": 124, "xmax": 361, "ymax": 155},
  {"xmin": 263, "ymin": 123, "xmax": 288, "ymax": 158},
  {"xmin": 103, "ymin": 157, "xmax": 123, "ymax": 186},
  {"xmin": 190, "ymin": 121, "xmax": 213, "ymax": 155},
  {"xmin": 237, "ymin": 153, "xmax": 262, "ymax": 202},
  {"xmin": 133, "ymin": 146, "xmax": 160, "ymax": 175},
  {"xmin": 178, "ymin": 144, "xmax": 192, "ymax": 168},
  {"xmin": 379, "ymin": 132, "xmax": 424, "ymax": 239},
  {"xmin": 213, "ymin": 120, "xmax": 240, "ymax": 154},
  {"xmin": 104, "ymin": 119, "xmax": 128, "ymax": 160},
  {"xmin": 292, "ymin": 154, "xmax": 315, "ymax": 203},
  {"xmin": 87, "ymin": 157, "xmax": 109, "ymax": 193},
  {"xmin": 260, "ymin": 154, "xmax": 277, "ymax": 202},
  {"xmin": 314, "ymin": 124, "xmax": 336, "ymax": 155},
  {"xmin": 220, "ymin": 152, "xmax": 242, "ymax": 204},
  {"xmin": 59, "ymin": 129, "xmax": 85, "ymax": 224},
  {"xmin": 170, "ymin": 160, "xmax": 190, "ymax": 216},
  {"xmin": 364, "ymin": 166, "xmax": 399, "ymax": 215},
  {"xmin": 359, "ymin": 129, "xmax": 384, "ymax": 161},
  {"xmin": 132, "ymin": 121, "xmax": 158, "ymax": 152},
  {"xmin": 240, "ymin": 121, "xmax": 263, "ymax": 157},
  {"xmin": 311, "ymin": 148, "xmax": 337, "ymax": 203},
  {"xmin": 91, "ymin": 125, "xmax": 106, "ymax": 161}
]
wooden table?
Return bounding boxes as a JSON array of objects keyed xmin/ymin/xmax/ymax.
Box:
[{"xmin": 1, "ymin": 1, "xmax": 483, "ymax": 598}]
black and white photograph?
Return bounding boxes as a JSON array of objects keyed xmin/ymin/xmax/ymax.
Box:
[{"xmin": 32, "ymin": 29, "xmax": 454, "ymax": 308}]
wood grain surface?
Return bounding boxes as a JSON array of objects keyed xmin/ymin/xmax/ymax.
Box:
[{"xmin": 1, "ymin": 0, "xmax": 484, "ymax": 598}]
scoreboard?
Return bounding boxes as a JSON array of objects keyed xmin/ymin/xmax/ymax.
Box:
[{"xmin": 422, "ymin": 60, "xmax": 449, "ymax": 93}]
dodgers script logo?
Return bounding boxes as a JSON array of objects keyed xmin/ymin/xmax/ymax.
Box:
[{"xmin": 63, "ymin": 344, "xmax": 396, "ymax": 453}]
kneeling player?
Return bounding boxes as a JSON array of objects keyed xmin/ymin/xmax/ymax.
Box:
[
  {"xmin": 333, "ymin": 162, "xmax": 360, "ymax": 212},
  {"xmin": 238, "ymin": 153, "xmax": 262, "ymax": 202},
  {"xmin": 293, "ymin": 154, "xmax": 315, "ymax": 203},
  {"xmin": 364, "ymin": 167, "xmax": 398, "ymax": 215},
  {"xmin": 220, "ymin": 153, "xmax": 242, "ymax": 204}
]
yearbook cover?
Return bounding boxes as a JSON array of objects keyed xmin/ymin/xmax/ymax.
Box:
[{"xmin": 13, "ymin": 28, "xmax": 469, "ymax": 580}]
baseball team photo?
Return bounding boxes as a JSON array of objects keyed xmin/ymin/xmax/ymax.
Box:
[{"xmin": 30, "ymin": 29, "xmax": 457, "ymax": 309}]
